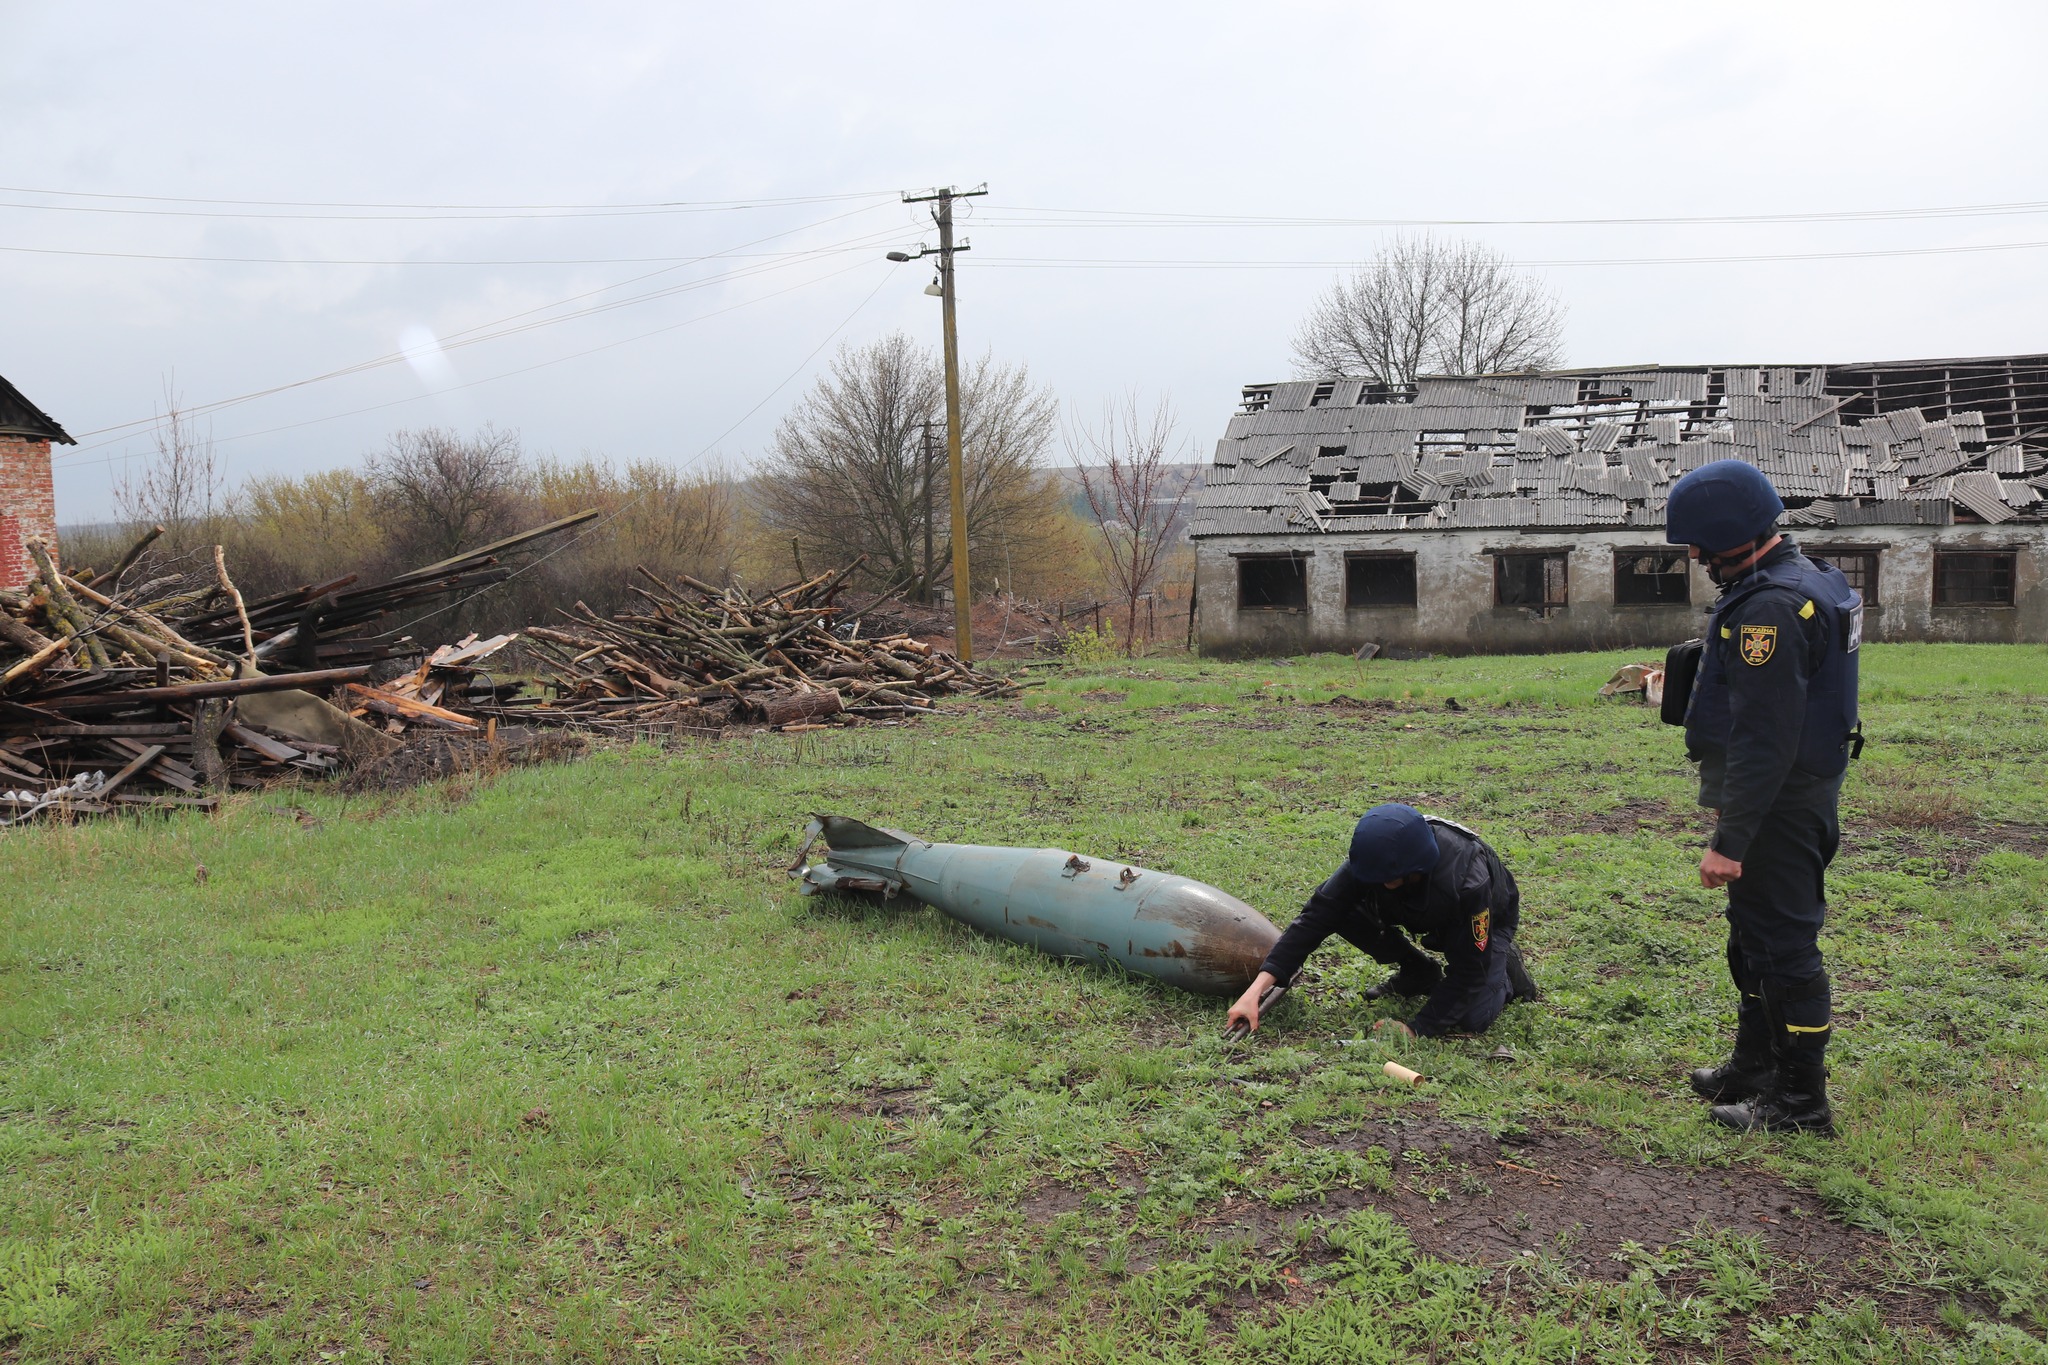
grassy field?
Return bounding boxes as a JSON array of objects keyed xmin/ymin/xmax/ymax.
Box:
[{"xmin": 4, "ymin": 644, "xmax": 2046, "ymax": 1363}]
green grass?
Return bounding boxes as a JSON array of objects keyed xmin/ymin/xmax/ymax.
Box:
[{"xmin": 4, "ymin": 644, "xmax": 2046, "ymax": 1362}]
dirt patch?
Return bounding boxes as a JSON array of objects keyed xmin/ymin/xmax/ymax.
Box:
[
  {"xmin": 1842, "ymin": 819, "xmax": 2048, "ymax": 879},
  {"xmin": 1321, "ymin": 1117, "xmax": 1857, "ymax": 1278},
  {"xmin": 1563, "ymin": 798, "xmax": 1715, "ymax": 838},
  {"xmin": 835, "ymin": 1085, "xmax": 929, "ymax": 1121},
  {"xmin": 1315, "ymin": 695, "xmax": 1401, "ymax": 713},
  {"xmin": 1078, "ymin": 690, "xmax": 1128, "ymax": 703},
  {"xmin": 1014, "ymin": 1113, "xmax": 1977, "ymax": 1347}
]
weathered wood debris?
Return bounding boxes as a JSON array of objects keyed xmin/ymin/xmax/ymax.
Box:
[
  {"xmin": 2, "ymin": 526, "xmax": 1016, "ymax": 824},
  {"xmin": 486, "ymin": 561, "xmax": 1021, "ymax": 733},
  {"xmin": 0, "ymin": 516, "xmax": 593, "ymax": 825}
]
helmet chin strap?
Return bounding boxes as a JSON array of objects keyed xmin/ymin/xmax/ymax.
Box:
[{"xmin": 1700, "ymin": 533, "xmax": 1783, "ymax": 586}]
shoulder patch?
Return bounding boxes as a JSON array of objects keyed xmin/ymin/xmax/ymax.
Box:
[
  {"xmin": 1471, "ymin": 907, "xmax": 1490, "ymax": 952},
  {"xmin": 1739, "ymin": 623, "xmax": 1778, "ymax": 666},
  {"xmin": 1798, "ymin": 599, "xmax": 1816, "ymax": 619}
]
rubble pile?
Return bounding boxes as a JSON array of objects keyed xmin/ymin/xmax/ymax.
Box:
[
  {"xmin": 0, "ymin": 516, "xmax": 593, "ymax": 825},
  {"xmin": 3, "ymin": 523, "xmax": 1016, "ymax": 825},
  {"xmin": 501, "ymin": 563, "xmax": 1021, "ymax": 732}
]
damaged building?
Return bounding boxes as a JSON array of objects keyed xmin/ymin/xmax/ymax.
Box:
[
  {"xmin": 0, "ymin": 373, "xmax": 72, "ymax": 592},
  {"xmin": 1189, "ymin": 355, "xmax": 2048, "ymax": 655}
]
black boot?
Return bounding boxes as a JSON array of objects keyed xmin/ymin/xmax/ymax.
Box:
[
  {"xmin": 1364, "ymin": 960, "xmax": 1442, "ymax": 1000},
  {"xmin": 1504, "ymin": 940, "xmax": 1540, "ymax": 1002},
  {"xmin": 1688, "ymin": 1008, "xmax": 1774, "ymax": 1103},
  {"xmin": 1710, "ymin": 1062, "xmax": 1835, "ymax": 1138}
]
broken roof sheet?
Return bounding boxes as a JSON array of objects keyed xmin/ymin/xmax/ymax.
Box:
[{"xmin": 1188, "ymin": 354, "xmax": 2048, "ymax": 538}]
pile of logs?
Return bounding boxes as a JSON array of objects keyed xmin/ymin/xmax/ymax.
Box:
[
  {"xmin": 1, "ymin": 516, "xmax": 593, "ymax": 824},
  {"xmin": 4, "ymin": 524, "xmax": 1018, "ymax": 824},
  {"xmin": 496, "ymin": 562, "xmax": 1020, "ymax": 732}
]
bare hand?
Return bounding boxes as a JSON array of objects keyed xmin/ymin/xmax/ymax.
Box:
[
  {"xmin": 1226, "ymin": 972, "xmax": 1276, "ymax": 1036},
  {"xmin": 1372, "ymin": 1018, "xmax": 1415, "ymax": 1041},
  {"xmin": 1700, "ymin": 849, "xmax": 1743, "ymax": 889}
]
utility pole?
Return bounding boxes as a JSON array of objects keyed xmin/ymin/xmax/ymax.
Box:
[
  {"xmin": 918, "ymin": 419, "xmax": 937, "ymax": 603},
  {"xmin": 891, "ymin": 183, "xmax": 987, "ymax": 661}
]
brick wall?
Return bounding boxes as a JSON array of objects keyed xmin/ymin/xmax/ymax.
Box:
[{"xmin": 0, "ymin": 435, "xmax": 57, "ymax": 589}]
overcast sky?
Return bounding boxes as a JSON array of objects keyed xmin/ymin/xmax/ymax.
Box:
[{"xmin": 9, "ymin": 0, "xmax": 2048, "ymax": 521}]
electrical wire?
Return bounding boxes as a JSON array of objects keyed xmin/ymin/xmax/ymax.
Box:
[
  {"xmin": 61, "ymin": 251, "xmax": 894, "ymax": 465},
  {"xmin": 968, "ymin": 239, "xmax": 2048, "ymax": 270},
  {"xmin": 65, "ymin": 202, "xmax": 902, "ymax": 442},
  {"xmin": 986, "ymin": 199, "xmax": 2048, "ymax": 229},
  {"xmin": 0, "ymin": 241, "xmax": 889, "ymax": 268},
  {"xmin": 355, "ymin": 267, "xmax": 899, "ymax": 639},
  {"xmin": 0, "ymin": 188, "xmax": 896, "ymax": 222}
]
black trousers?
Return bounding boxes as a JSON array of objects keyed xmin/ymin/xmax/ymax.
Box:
[{"xmin": 1724, "ymin": 801, "xmax": 1839, "ymax": 1064}]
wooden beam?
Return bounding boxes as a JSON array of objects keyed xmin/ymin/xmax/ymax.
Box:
[{"xmin": 33, "ymin": 666, "xmax": 372, "ymax": 712}]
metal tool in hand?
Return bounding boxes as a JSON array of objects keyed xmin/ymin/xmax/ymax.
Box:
[{"xmin": 1223, "ymin": 978, "xmax": 1294, "ymax": 1042}]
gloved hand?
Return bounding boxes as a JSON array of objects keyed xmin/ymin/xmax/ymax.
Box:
[{"xmin": 1364, "ymin": 962, "xmax": 1443, "ymax": 1000}]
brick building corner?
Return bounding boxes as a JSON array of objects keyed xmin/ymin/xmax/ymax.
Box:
[{"xmin": 0, "ymin": 373, "xmax": 75, "ymax": 590}]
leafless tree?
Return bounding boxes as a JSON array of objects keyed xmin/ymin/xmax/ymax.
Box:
[
  {"xmin": 756, "ymin": 333, "xmax": 1060, "ymax": 596},
  {"xmin": 1290, "ymin": 234, "xmax": 1565, "ymax": 383},
  {"xmin": 113, "ymin": 388, "xmax": 226, "ymax": 554},
  {"xmin": 367, "ymin": 425, "xmax": 529, "ymax": 563},
  {"xmin": 1070, "ymin": 396, "xmax": 1192, "ymax": 655}
]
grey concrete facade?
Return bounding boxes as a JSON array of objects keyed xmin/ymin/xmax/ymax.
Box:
[{"xmin": 1195, "ymin": 523, "xmax": 2048, "ymax": 657}]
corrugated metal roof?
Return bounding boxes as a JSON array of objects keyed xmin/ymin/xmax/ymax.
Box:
[{"xmin": 1190, "ymin": 358, "xmax": 2048, "ymax": 538}]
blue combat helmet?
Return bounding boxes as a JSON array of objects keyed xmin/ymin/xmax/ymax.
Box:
[
  {"xmin": 1665, "ymin": 459, "xmax": 1785, "ymax": 553},
  {"xmin": 1347, "ymin": 804, "xmax": 1440, "ymax": 883}
]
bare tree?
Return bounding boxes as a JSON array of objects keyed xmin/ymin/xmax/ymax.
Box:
[
  {"xmin": 1291, "ymin": 234, "xmax": 1565, "ymax": 383},
  {"xmin": 113, "ymin": 388, "xmax": 226, "ymax": 554},
  {"xmin": 1070, "ymin": 396, "xmax": 1192, "ymax": 655},
  {"xmin": 367, "ymin": 425, "xmax": 529, "ymax": 563},
  {"xmin": 756, "ymin": 333, "xmax": 1060, "ymax": 596}
]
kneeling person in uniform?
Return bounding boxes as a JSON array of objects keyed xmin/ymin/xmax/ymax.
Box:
[{"xmin": 1226, "ymin": 804, "xmax": 1537, "ymax": 1038}]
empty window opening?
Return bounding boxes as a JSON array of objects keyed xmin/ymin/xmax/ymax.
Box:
[
  {"xmin": 1496, "ymin": 552, "xmax": 1569, "ymax": 608},
  {"xmin": 1308, "ymin": 382, "xmax": 1336, "ymax": 408},
  {"xmin": 1238, "ymin": 555, "xmax": 1309, "ymax": 610},
  {"xmin": 1346, "ymin": 554, "xmax": 1417, "ymax": 608},
  {"xmin": 1809, "ymin": 549, "xmax": 1879, "ymax": 603},
  {"xmin": 1316, "ymin": 444, "xmax": 1348, "ymax": 461},
  {"xmin": 1240, "ymin": 385, "xmax": 1273, "ymax": 414},
  {"xmin": 1613, "ymin": 550, "xmax": 1692, "ymax": 606},
  {"xmin": 1359, "ymin": 381, "xmax": 1415, "ymax": 405},
  {"xmin": 1933, "ymin": 551, "xmax": 2016, "ymax": 606}
]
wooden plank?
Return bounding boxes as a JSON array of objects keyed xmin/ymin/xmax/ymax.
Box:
[
  {"xmin": 33, "ymin": 666, "xmax": 372, "ymax": 712},
  {"xmin": 342, "ymin": 684, "xmax": 479, "ymax": 729},
  {"xmin": 0, "ymin": 722, "xmax": 191, "ymax": 740},
  {"xmin": 222, "ymin": 722, "xmax": 303, "ymax": 763},
  {"xmin": 107, "ymin": 737, "xmax": 200, "ymax": 792},
  {"xmin": 98, "ymin": 744, "xmax": 167, "ymax": 799}
]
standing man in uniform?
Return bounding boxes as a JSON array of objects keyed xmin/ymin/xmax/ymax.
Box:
[
  {"xmin": 1664, "ymin": 460, "xmax": 1862, "ymax": 1138},
  {"xmin": 1225, "ymin": 804, "xmax": 1538, "ymax": 1040}
]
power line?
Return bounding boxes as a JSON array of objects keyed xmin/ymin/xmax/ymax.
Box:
[
  {"xmin": 987, "ymin": 199, "xmax": 2048, "ymax": 229},
  {"xmin": 0, "ymin": 241, "xmax": 892, "ymax": 268},
  {"xmin": 969, "ymin": 239, "xmax": 2048, "ymax": 270},
  {"xmin": 60, "ymin": 256, "xmax": 890, "ymax": 469},
  {"xmin": 0, "ymin": 184, "xmax": 889, "ymax": 210},
  {"xmin": 354, "ymin": 268, "xmax": 898, "ymax": 639},
  {"xmin": 0, "ymin": 188, "xmax": 896, "ymax": 222},
  {"xmin": 65, "ymin": 203, "xmax": 900, "ymax": 441}
]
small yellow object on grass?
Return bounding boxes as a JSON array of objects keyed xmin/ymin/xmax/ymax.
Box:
[{"xmin": 1383, "ymin": 1061, "xmax": 1425, "ymax": 1086}]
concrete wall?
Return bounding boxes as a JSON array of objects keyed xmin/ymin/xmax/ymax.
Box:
[
  {"xmin": 1193, "ymin": 524, "xmax": 2048, "ymax": 656},
  {"xmin": 0, "ymin": 436, "xmax": 57, "ymax": 591}
]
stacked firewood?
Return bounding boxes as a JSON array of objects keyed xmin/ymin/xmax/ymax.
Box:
[{"xmin": 496, "ymin": 563, "xmax": 1020, "ymax": 731}]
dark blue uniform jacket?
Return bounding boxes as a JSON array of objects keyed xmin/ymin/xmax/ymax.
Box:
[{"xmin": 1258, "ymin": 820, "xmax": 1519, "ymax": 1036}]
